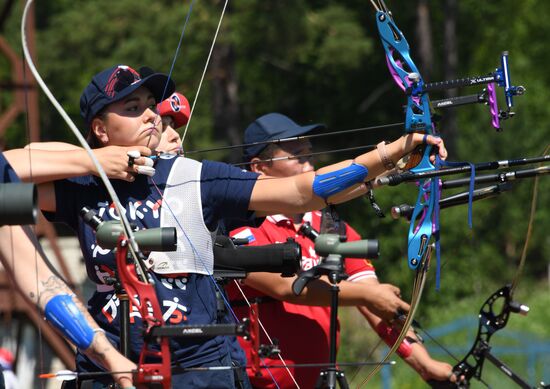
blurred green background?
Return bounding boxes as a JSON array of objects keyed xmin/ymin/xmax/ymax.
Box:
[{"xmin": 1, "ymin": 0, "xmax": 548, "ymax": 387}]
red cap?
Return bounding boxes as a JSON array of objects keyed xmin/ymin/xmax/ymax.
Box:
[
  {"xmin": 0, "ymin": 348, "xmax": 14, "ymax": 368},
  {"xmin": 157, "ymin": 92, "xmax": 190, "ymax": 129}
]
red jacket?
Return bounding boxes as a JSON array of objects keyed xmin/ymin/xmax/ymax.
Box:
[{"xmin": 228, "ymin": 211, "xmax": 376, "ymax": 388}]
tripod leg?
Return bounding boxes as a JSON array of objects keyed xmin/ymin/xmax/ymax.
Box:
[
  {"xmin": 316, "ymin": 370, "xmax": 343, "ymax": 389},
  {"xmin": 315, "ymin": 371, "xmax": 327, "ymax": 388},
  {"xmin": 336, "ymin": 370, "xmax": 349, "ymax": 389}
]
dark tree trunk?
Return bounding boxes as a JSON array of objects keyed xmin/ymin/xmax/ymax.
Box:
[
  {"xmin": 442, "ymin": 0, "xmax": 458, "ymax": 153},
  {"xmin": 416, "ymin": 0, "xmax": 433, "ymax": 81},
  {"xmin": 210, "ymin": 36, "xmax": 241, "ymax": 163}
]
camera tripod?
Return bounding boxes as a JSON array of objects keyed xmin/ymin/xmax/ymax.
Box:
[{"xmin": 293, "ymin": 253, "xmax": 350, "ymax": 389}]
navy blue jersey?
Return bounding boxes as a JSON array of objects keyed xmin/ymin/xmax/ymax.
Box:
[{"xmin": 45, "ymin": 154, "xmax": 259, "ymax": 369}]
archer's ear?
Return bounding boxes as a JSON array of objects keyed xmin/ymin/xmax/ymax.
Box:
[
  {"xmin": 90, "ymin": 117, "xmax": 109, "ymax": 146},
  {"xmin": 249, "ymin": 158, "xmax": 268, "ymax": 175}
]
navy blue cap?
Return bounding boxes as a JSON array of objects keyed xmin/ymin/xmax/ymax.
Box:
[
  {"xmin": 80, "ymin": 65, "xmax": 175, "ymax": 127},
  {"xmin": 243, "ymin": 113, "xmax": 325, "ymax": 161}
]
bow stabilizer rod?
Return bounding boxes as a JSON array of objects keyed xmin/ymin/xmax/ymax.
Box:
[{"xmin": 377, "ymin": 154, "xmax": 550, "ymax": 186}]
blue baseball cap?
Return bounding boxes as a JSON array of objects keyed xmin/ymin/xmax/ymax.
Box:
[
  {"xmin": 80, "ymin": 65, "xmax": 175, "ymax": 127},
  {"xmin": 243, "ymin": 113, "xmax": 325, "ymax": 161}
]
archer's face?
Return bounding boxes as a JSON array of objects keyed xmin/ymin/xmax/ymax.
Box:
[
  {"xmin": 158, "ymin": 117, "xmax": 182, "ymax": 154},
  {"xmin": 96, "ymin": 87, "xmax": 162, "ymax": 150},
  {"xmin": 261, "ymin": 139, "xmax": 314, "ymax": 178}
]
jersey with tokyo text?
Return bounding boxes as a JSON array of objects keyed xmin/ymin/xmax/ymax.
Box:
[
  {"xmin": 45, "ymin": 155, "xmax": 259, "ymax": 371},
  {"xmin": 227, "ymin": 211, "xmax": 376, "ymax": 389}
]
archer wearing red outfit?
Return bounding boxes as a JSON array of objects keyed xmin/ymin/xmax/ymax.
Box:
[
  {"xmin": 226, "ymin": 113, "xmax": 458, "ymax": 388},
  {"xmin": 228, "ymin": 210, "xmax": 376, "ymax": 388}
]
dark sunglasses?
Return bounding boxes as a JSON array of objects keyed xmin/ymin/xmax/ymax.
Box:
[{"xmin": 113, "ymin": 67, "xmax": 141, "ymax": 93}]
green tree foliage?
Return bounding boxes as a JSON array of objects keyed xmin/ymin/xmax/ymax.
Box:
[{"xmin": 1, "ymin": 0, "xmax": 548, "ymax": 383}]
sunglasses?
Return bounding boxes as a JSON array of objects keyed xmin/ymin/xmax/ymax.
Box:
[
  {"xmin": 113, "ymin": 67, "xmax": 141, "ymax": 93},
  {"xmin": 103, "ymin": 66, "xmax": 142, "ymax": 98}
]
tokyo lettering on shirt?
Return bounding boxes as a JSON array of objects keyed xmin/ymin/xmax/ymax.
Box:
[
  {"xmin": 228, "ymin": 211, "xmax": 376, "ymax": 389},
  {"xmin": 44, "ymin": 155, "xmax": 259, "ymax": 370}
]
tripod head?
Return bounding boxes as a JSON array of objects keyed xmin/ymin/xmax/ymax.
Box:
[
  {"xmin": 292, "ymin": 253, "xmax": 348, "ymax": 295},
  {"xmin": 292, "ymin": 234, "xmax": 379, "ymax": 295}
]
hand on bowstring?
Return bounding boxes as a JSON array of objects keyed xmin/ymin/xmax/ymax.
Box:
[{"xmin": 92, "ymin": 146, "xmax": 154, "ymax": 181}]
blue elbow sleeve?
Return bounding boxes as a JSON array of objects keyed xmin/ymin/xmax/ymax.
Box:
[
  {"xmin": 44, "ymin": 294, "xmax": 95, "ymax": 350},
  {"xmin": 312, "ymin": 162, "xmax": 368, "ymax": 200}
]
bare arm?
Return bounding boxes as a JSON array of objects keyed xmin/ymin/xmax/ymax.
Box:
[
  {"xmin": 5, "ymin": 147, "xmax": 98, "ymax": 183},
  {"xmin": 241, "ymin": 272, "xmax": 409, "ymax": 323},
  {"xmin": 24, "ymin": 141, "xmax": 81, "ymax": 151},
  {"xmin": 0, "ymin": 225, "xmax": 135, "ymax": 388},
  {"xmin": 250, "ymin": 133, "xmax": 446, "ymax": 215},
  {"xmin": 5, "ymin": 144, "xmax": 154, "ymax": 212},
  {"xmin": 4, "ymin": 144, "xmax": 151, "ymax": 183}
]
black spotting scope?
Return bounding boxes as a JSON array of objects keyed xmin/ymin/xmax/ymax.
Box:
[
  {"xmin": 0, "ymin": 183, "xmax": 37, "ymax": 226},
  {"xmin": 213, "ymin": 235, "xmax": 301, "ymax": 277},
  {"xmin": 80, "ymin": 207, "xmax": 177, "ymax": 251}
]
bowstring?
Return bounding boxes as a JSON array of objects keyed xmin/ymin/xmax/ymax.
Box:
[
  {"xmin": 21, "ymin": 0, "xmax": 144, "ymax": 275},
  {"xmin": 149, "ymin": 1, "xmax": 296, "ymax": 387},
  {"xmin": 397, "ymin": 144, "xmax": 550, "ymax": 387},
  {"xmin": 20, "ymin": 2, "xmax": 160, "ymax": 387},
  {"xmin": 510, "ymin": 144, "xmax": 550, "ymax": 293},
  {"xmin": 19, "ymin": 4, "xmax": 46, "ymax": 384},
  {"xmin": 355, "ymin": 245, "xmax": 432, "ymax": 388},
  {"xmin": 148, "ymin": 0, "xmax": 240, "ymax": 329},
  {"xmin": 181, "ymin": 0, "xmax": 229, "ymax": 144},
  {"xmin": 146, "ymin": 0, "xmax": 196, "ymax": 149},
  {"xmin": 232, "ymin": 280, "xmax": 299, "ymax": 389}
]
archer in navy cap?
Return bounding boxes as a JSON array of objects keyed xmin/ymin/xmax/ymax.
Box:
[
  {"xmin": 243, "ymin": 113, "xmax": 325, "ymax": 161},
  {"xmin": 80, "ymin": 65, "xmax": 175, "ymax": 128}
]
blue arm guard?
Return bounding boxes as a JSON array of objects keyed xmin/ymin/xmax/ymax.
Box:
[
  {"xmin": 312, "ymin": 162, "xmax": 369, "ymax": 200},
  {"xmin": 44, "ymin": 294, "xmax": 95, "ymax": 350}
]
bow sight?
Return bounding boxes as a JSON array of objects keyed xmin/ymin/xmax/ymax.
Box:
[{"xmin": 421, "ymin": 52, "xmax": 526, "ymax": 131}]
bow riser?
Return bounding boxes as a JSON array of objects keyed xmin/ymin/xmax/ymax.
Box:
[
  {"xmin": 376, "ymin": 12, "xmax": 433, "ymax": 133},
  {"xmin": 356, "ymin": 4, "xmax": 437, "ymax": 386},
  {"xmin": 407, "ymin": 178, "xmax": 438, "ymax": 269},
  {"xmin": 375, "ymin": 9, "xmax": 438, "ymax": 271}
]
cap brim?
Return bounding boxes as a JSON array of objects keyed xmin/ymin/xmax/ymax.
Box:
[{"xmin": 142, "ymin": 73, "xmax": 176, "ymax": 103}]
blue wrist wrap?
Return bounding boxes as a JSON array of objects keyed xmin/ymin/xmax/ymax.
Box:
[
  {"xmin": 312, "ymin": 162, "xmax": 369, "ymax": 200},
  {"xmin": 44, "ymin": 294, "xmax": 95, "ymax": 350}
]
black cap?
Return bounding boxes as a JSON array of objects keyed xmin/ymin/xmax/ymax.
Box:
[
  {"xmin": 243, "ymin": 113, "xmax": 325, "ymax": 161},
  {"xmin": 80, "ymin": 65, "xmax": 175, "ymax": 128}
]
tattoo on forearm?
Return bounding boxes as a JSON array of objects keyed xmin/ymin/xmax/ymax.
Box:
[{"xmin": 36, "ymin": 275, "xmax": 67, "ymax": 305}]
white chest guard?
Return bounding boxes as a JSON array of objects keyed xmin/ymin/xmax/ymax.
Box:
[{"xmin": 148, "ymin": 157, "xmax": 216, "ymax": 275}]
